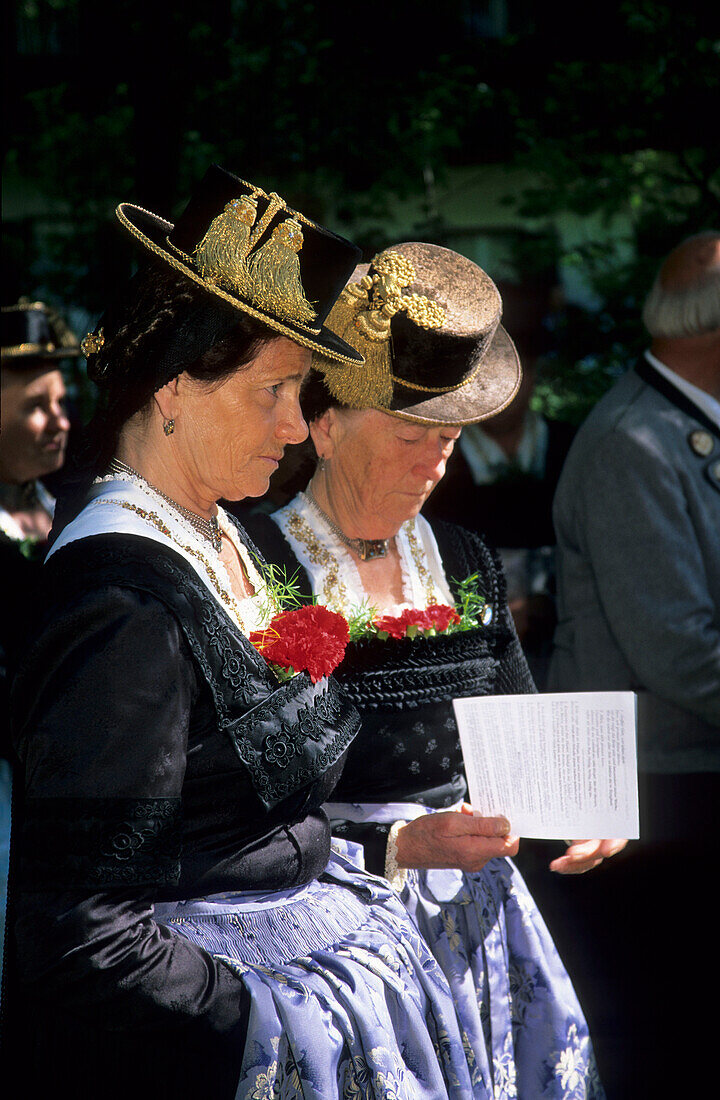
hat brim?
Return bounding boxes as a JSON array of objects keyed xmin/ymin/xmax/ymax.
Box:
[
  {"xmin": 116, "ymin": 203, "xmax": 364, "ymax": 366},
  {"xmin": 386, "ymin": 324, "xmax": 522, "ymax": 426},
  {"xmin": 1, "ymin": 346, "xmax": 82, "ymax": 362}
]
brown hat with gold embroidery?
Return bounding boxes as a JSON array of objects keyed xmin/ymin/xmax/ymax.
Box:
[
  {"xmin": 311, "ymin": 242, "xmax": 521, "ymax": 424},
  {"xmin": 84, "ymin": 163, "xmax": 364, "ymax": 367}
]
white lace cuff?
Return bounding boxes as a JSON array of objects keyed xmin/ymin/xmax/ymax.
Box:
[{"xmin": 384, "ymin": 820, "xmax": 409, "ymax": 893}]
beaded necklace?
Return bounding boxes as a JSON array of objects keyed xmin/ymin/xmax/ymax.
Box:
[
  {"xmin": 304, "ymin": 482, "xmax": 389, "ymax": 561},
  {"xmin": 107, "ymin": 458, "xmax": 222, "ymax": 552},
  {"xmin": 283, "ymin": 494, "xmax": 443, "ymax": 613},
  {"xmin": 94, "ymin": 467, "xmax": 270, "ymax": 634}
]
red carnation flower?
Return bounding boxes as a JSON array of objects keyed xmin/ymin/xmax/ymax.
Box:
[
  {"xmin": 249, "ymin": 605, "xmax": 350, "ymax": 683},
  {"xmin": 372, "ymin": 604, "xmax": 460, "ymax": 639},
  {"xmin": 425, "ymin": 604, "xmax": 461, "ymax": 631}
]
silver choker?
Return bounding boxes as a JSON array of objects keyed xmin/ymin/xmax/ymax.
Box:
[
  {"xmin": 107, "ymin": 459, "xmax": 222, "ymax": 553},
  {"xmin": 304, "ymin": 484, "xmax": 389, "ymax": 561}
]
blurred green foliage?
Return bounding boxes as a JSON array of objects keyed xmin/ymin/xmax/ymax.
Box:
[{"xmin": 4, "ymin": 0, "xmax": 719, "ymax": 424}]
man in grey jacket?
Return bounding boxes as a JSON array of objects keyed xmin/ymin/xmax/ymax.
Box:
[
  {"xmin": 550, "ymin": 232, "xmax": 720, "ymax": 800},
  {"xmin": 543, "ymin": 232, "xmax": 719, "ymax": 1096}
]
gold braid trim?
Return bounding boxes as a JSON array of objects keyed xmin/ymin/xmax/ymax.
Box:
[
  {"xmin": 2, "ymin": 342, "xmax": 57, "ymax": 357},
  {"xmin": 313, "ymin": 249, "xmax": 446, "ymax": 408},
  {"xmin": 2, "ymin": 298, "xmax": 80, "ymax": 357},
  {"xmin": 115, "ymin": 205, "xmax": 359, "ymax": 365},
  {"xmin": 283, "ymin": 508, "xmax": 353, "ymax": 613}
]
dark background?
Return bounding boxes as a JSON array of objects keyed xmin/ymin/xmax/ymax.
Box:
[{"xmin": 4, "ymin": 0, "xmax": 719, "ymax": 422}]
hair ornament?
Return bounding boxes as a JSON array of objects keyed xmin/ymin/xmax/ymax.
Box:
[{"xmin": 80, "ymin": 327, "xmax": 105, "ymax": 358}]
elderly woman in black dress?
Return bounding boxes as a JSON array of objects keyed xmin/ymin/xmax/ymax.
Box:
[{"xmin": 243, "ymin": 244, "xmax": 624, "ymax": 1099}]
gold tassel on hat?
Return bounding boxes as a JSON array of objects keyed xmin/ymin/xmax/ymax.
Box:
[
  {"xmin": 314, "ymin": 279, "xmax": 394, "ymax": 409},
  {"xmin": 193, "ymin": 194, "xmax": 258, "ymax": 295},
  {"xmin": 314, "ymin": 249, "xmax": 445, "ymax": 409},
  {"xmin": 247, "ymin": 217, "xmax": 317, "ymax": 326}
]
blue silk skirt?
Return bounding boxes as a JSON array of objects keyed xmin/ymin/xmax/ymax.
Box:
[
  {"xmin": 155, "ymin": 842, "xmax": 604, "ymax": 1100},
  {"xmin": 401, "ymin": 859, "xmax": 605, "ymax": 1099}
]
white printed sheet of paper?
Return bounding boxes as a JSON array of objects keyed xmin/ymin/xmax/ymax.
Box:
[{"xmin": 452, "ymin": 692, "xmax": 639, "ymax": 839}]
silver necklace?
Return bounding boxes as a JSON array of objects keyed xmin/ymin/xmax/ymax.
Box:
[
  {"xmin": 107, "ymin": 458, "xmax": 223, "ymax": 553},
  {"xmin": 304, "ymin": 483, "xmax": 389, "ymax": 561}
]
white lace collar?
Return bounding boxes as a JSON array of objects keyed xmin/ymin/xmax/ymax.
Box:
[
  {"xmin": 0, "ymin": 480, "xmax": 55, "ymax": 543},
  {"xmin": 272, "ymin": 491, "xmax": 454, "ymax": 617},
  {"xmin": 47, "ymin": 473, "xmax": 272, "ymax": 635}
]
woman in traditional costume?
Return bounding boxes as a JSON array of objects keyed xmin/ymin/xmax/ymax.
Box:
[
  {"xmin": 7, "ymin": 172, "xmax": 498, "ymax": 1099},
  {"xmin": 242, "ymin": 243, "xmax": 623, "ymax": 1099}
]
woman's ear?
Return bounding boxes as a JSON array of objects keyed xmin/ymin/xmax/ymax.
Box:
[
  {"xmin": 308, "ymin": 408, "xmax": 336, "ymax": 461},
  {"xmin": 152, "ymin": 375, "xmax": 182, "ymax": 422}
]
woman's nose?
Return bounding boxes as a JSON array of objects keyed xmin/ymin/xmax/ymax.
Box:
[
  {"xmin": 278, "ymin": 399, "xmax": 309, "ymax": 446},
  {"xmin": 50, "ymin": 403, "xmax": 71, "ymax": 434},
  {"xmin": 416, "ymin": 444, "xmax": 448, "ymax": 483}
]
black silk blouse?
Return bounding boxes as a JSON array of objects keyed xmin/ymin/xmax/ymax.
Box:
[{"xmin": 5, "ymin": 530, "xmax": 360, "ymax": 1095}]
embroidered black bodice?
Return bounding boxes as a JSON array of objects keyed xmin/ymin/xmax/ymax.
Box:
[{"xmin": 240, "ymin": 513, "xmax": 536, "ymax": 873}]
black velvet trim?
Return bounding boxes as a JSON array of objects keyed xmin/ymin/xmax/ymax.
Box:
[
  {"xmin": 335, "ymin": 629, "xmax": 497, "ymax": 711},
  {"xmin": 227, "ymin": 675, "xmax": 360, "ymax": 810},
  {"xmin": 390, "ymin": 311, "xmax": 484, "ymax": 396},
  {"xmin": 332, "ymin": 520, "xmax": 523, "ymax": 708},
  {"xmin": 19, "ymin": 797, "xmax": 182, "ymax": 888}
]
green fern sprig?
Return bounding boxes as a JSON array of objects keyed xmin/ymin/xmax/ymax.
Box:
[
  {"xmin": 345, "ymin": 601, "xmax": 378, "ymax": 642},
  {"xmin": 251, "ymin": 557, "xmax": 310, "ymax": 620},
  {"xmin": 448, "ymin": 572, "xmax": 487, "ymax": 632}
]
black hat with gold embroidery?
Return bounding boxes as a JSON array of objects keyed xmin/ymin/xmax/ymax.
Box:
[
  {"xmin": 2, "ymin": 299, "xmax": 81, "ymax": 363},
  {"xmin": 81, "ymin": 164, "xmax": 364, "ymax": 368},
  {"xmin": 310, "ymin": 242, "xmax": 521, "ymax": 425}
]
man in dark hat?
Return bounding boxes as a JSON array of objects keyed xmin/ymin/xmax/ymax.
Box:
[
  {"xmin": 0, "ymin": 298, "xmax": 78, "ymax": 994},
  {"xmin": 0, "ymin": 298, "xmax": 77, "ymax": 627},
  {"xmin": 1, "ymin": 300, "xmax": 77, "ymax": 537}
]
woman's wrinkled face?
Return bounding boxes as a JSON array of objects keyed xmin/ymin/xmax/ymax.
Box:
[
  {"xmin": 0, "ymin": 365, "xmax": 70, "ymax": 484},
  {"xmin": 171, "ymin": 337, "xmax": 310, "ymax": 502},
  {"xmin": 314, "ymin": 407, "xmax": 461, "ymax": 538}
]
